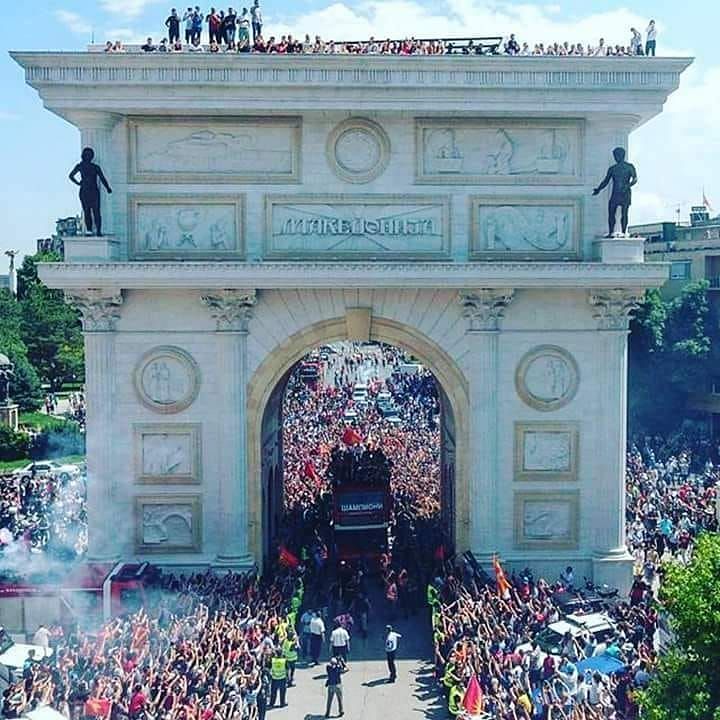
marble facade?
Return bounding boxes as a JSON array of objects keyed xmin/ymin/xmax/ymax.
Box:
[{"xmin": 12, "ymin": 51, "xmax": 691, "ymax": 591}]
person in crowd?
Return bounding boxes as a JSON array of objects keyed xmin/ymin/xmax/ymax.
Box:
[
  {"xmin": 165, "ymin": 8, "xmax": 181, "ymax": 43},
  {"xmin": 250, "ymin": 0, "xmax": 263, "ymax": 42},
  {"xmin": 385, "ymin": 625, "xmax": 402, "ymax": 683},
  {"xmin": 325, "ymin": 656, "xmax": 344, "ymax": 718},
  {"xmin": 141, "ymin": 37, "xmax": 157, "ymax": 51},
  {"xmin": 646, "ymin": 19, "xmax": 657, "ymax": 56}
]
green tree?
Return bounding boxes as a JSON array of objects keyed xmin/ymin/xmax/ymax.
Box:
[
  {"xmin": 16, "ymin": 252, "xmax": 84, "ymax": 391},
  {"xmin": 639, "ymin": 533, "xmax": 720, "ymax": 719},
  {"xmin": 0, "ymin": 289, "xmax": 43, "ymax": 410},
  {"xmin": 628, "ymin": 281, "xmax": 719, "ymax": 437}
]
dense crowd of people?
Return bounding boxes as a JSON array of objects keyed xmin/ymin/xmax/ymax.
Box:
[
  {"xmin": 429, "ymin": 434, "xmax": 718, "ymax": 719},
  {"xmin": 0, "ymin": 341, "xmax": 718, "ymax": 719},
  {"xmin": 0, "ymin": 466, "xmax": 87, "ymax": 566},
  {"xmin": 99, "ymin": 5, "xmax": 661, "ymax": 58},
  {"xmin": 282, "ymin": 343, "xmax": 441, "ymax": 521},
  {"xmin": 0, "ymin": 568, "xmax": 305, "ymax": 720}
]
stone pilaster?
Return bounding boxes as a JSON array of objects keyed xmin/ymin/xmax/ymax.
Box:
[
  {"xmin": 588, "ymin": 289, "xmax": 642, "ymax": 591},
  {"xmin": 459, "ymin": 289, "xmax": 514, "ymax": 563},
  {"xmin": 201, "ymin": 289, "xmax": 257, "ymax": 567},
  {"xmin": 65, "ymin": 289, "xmax": 123, "ymax": 561},
  {"xmin": 65, "ymin": 111, "xmax": 120, "ymax": 236}
]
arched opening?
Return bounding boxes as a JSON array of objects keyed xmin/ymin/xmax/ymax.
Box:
[{"xmin": 247, "ymin": 317, "xmax": 468, "ymax": 569}]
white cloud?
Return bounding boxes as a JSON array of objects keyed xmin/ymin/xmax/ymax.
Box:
[
  {"xmin": 100, "ymin": 0, "xmax": 165, "ymax": 19},
  {"xmin": 55, "ymin": 10, "xmax": 92, "ymax": 35}
]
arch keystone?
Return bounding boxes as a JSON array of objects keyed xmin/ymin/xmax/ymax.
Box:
[{"xmin": 345, "ymin": 307, "xmax": 372, "ymax": 342}]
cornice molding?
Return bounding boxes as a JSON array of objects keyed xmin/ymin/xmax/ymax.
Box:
[
  {"xmin": 11, "ymin": 53, "xmax": 692, "ymax": 94},
  {"xmin": 39, "ymin": 261, "xmax": 669, "ymax": 291}
]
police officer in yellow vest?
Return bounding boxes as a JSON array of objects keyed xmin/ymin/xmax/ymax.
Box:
[
  {"xmin": 269, "ymin": 649, "xmax": 288, "ymax": 708},
  {"xmin": 282, "ymin": 629, "xmax": 300, "ymax": 687},
  {"xmin": 448, "ymin": 682, "xmax": 463, "ymax": 717}
]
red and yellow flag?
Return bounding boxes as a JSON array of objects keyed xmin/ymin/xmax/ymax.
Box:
[
  {"xmin": 462, "ymin": 674, "xmax": 484, "ymax": 716},
  {"xmin": 493, "ymin": 555, "xmax": 511, "ymax": 598}
]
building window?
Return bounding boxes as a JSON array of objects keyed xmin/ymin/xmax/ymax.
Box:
[{"xmin": 669, "ymin": 261, "xmax": 691, "ymax": 280}]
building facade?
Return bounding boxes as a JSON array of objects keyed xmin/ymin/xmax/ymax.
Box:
[
  {"xmin": 13, "ymin": 51, "xmax": 690, "ymax": 590},
  {"xmin": 635, "ymin": 205, "xmax": 720, "ymax": 297}
]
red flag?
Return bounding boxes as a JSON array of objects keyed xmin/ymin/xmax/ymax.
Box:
[
  {"xmin": 303, "ymin": 460, "xmax": 319, "ymax": 481},
  {"xmin": 278, "ymin": 545, "xmax": 299, "ymax": 569},
  {"xmin": 462, "ymin": 674, "xmax": 484, "ymax": 716},
  {"xmin": 493, "ymin": 555, "xmax": 511, "ymax": 598},
  {"xmin": 85, "ymin": 698, "xmax": 112, "ymax": 718},
  {"xmin": 342, "ymin": 427, "xmax": 363, "ymax": 446}
]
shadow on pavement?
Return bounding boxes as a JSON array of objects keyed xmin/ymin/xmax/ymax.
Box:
[{"xmin": 361, "ymin": 677, "xmax": 391, "ymax": 687}]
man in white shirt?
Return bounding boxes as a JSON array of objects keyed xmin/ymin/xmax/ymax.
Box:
[
  {"xmin": 32, "ymin": 624, "xmax": 50, "ymax": 649},
  {"xmin": 384, "ymin": 625, "xmax": 402, "ymax": 683},
  {"xmin": 329, "ymin": 621, "xmax": 351, "ymax": 663},
  {"xmin": 645, "ymin": 20, "xmax": 657, "ymax": 56},
  {"xmin": 309, "ymin": 611, "xmax": 326, "ymax": 665}
]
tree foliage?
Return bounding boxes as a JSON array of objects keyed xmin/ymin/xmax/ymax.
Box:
[
  {"xmin": 16, "ymin": 252, "xmax": 84, "ymax": 391},
  {"xmin": 0, "ymin": 289, "xmax": 43, "ymax": 411},
  {"xmin": 639, "ymin": 534, "xmax": 720, "ymax": 720},
  {"xmin": 629, "ymin": 281, "xmax": 719, "ymax": 436}
]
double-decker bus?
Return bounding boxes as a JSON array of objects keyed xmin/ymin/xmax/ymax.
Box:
[{"xmin": 327, "ymin": 446, "xmax": 392, "ymax": 564}]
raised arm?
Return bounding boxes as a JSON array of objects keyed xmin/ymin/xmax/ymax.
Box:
[{"xmin": 629, "ymin": 163, "xmax": 638, "ymax": 188}]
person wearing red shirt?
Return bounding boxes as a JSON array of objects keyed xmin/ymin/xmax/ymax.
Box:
[{"xmin": 129, "ymin": 685, "xmax": 146, "ymax": 719}]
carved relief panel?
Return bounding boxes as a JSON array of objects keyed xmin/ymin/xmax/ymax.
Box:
[
  {"xmin": 515, "ymin": 345, "xmax": 580, "ymax": 412},
  {"xmin": 514, "ymin": 422, "xmax": 579, "ymax": 481},
  {"xmin": 471, "ymin": 196, "xmax": 581, "ymax": 259},
  {"xmin": 265, "ymin": 195, "xmax": 450, "ymax": 259},
  {"xmin": 128, "ymin": 117, "xmax": 301, "ymax": 183},
  {"xmin": 129, "ymin": 195, "xmax": 244, "ymax": 260},
  {"xmin": 133, "ymin": 346, "xmax": 201, "ymax": 414},
  {"xmin": 514, "ymin": 491, "xmax": 579, "ymax": 549},
  {"xmin": 134, "ymin": 424, "xmax": 201, "ymax": 484},
  {"xmin": 135, "ymin": 495, "xmax": 202, "ymax": 553},
  {"xmin": 416, "ymin": 118, "xmax": 583, "ymax": 184}
]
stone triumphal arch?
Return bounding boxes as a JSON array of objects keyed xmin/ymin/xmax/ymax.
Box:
[{"xmin": 13, "ymin": 49, "xmax": 691, "ymax": 590}]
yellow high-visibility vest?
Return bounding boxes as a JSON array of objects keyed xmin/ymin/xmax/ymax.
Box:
[{"xmin": 270, "ymin": 657, "xmax": 288, "ymax": 680}]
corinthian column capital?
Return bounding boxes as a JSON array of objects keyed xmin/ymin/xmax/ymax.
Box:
[
  {"xmin": 201, "ymin": 289, "xmax": 257, "ymax": 332},
  {"xmin": 589, "ymin": 289, "xmax": 644, "ymax": 330},
  {"xmin": 65, "ymin": 289, "xmax": 123, "ymax": 332},
  {"xmin": 459, "ymin": 289, "xmax": 515, "ymax": 331}
]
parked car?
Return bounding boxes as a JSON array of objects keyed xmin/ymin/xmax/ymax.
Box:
[
  {"xmin": 12, "ymin": 461, "xmax": 81, "ymax": 483},
  {"xmin": 534, "ymin": 612, "xmax": 617, "ymax": 656}
]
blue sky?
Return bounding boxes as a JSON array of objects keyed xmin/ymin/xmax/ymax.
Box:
[{"xmin": 0, "ymin": 0, "xmax": 718, "ymax": 263}]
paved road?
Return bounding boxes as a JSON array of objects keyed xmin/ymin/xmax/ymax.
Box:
[{"xmin": 267, "ymin": 609, "xmax": 446, "ymax": 720}]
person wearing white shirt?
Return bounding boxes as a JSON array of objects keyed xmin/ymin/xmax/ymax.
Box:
[
  {"xmin": 309, "ymin": 612, "xmax": 326, "ymax": 665},
  {"xmin": 188, "ymin": 37, "xmax": 205, "ymax": 52},
  {"xmin": 32, "ymin": 625, "xmax": 50, "ymax": 649},
  {"xmin": 384, "ymin": 625, "xmax": 402, "ymax": 683},
  {"xmin": 594, "ymin": 39, "xmax": 608, "ymax": 57},
  {"xmin": 329, "ymin": 621, "xmax": 350, "ymax": 662},
  {"xmin": 645, "ymin": 20, "xmax": 657, "ymax": 56},
  {"xmin": 630, "ymin": 27, "xmax": 642, "ymax": 55}
]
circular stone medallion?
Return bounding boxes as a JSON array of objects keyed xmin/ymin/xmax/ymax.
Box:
[
  {"xmin": 134, "ymin": 346, "xmax": 201, "ymax": 414},
  {"xmin": 515, "ymin": 345, "xmax": 579, "ymax": 412},
  {"xmin": 327, "ymin": 118, "xmax": 390, "ymax": 184}
]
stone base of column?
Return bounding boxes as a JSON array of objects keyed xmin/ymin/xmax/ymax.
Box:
[
  {"xmin": 213, "ymin": 553, "xmax": 256, "ymax": 572},
  {"xmin": 64, "ymin": 235, "xmax": 121, "ymax": 263},
  {"xmin": 592, "ymin": 549, "xmax": 634, "ymax": 597}
]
